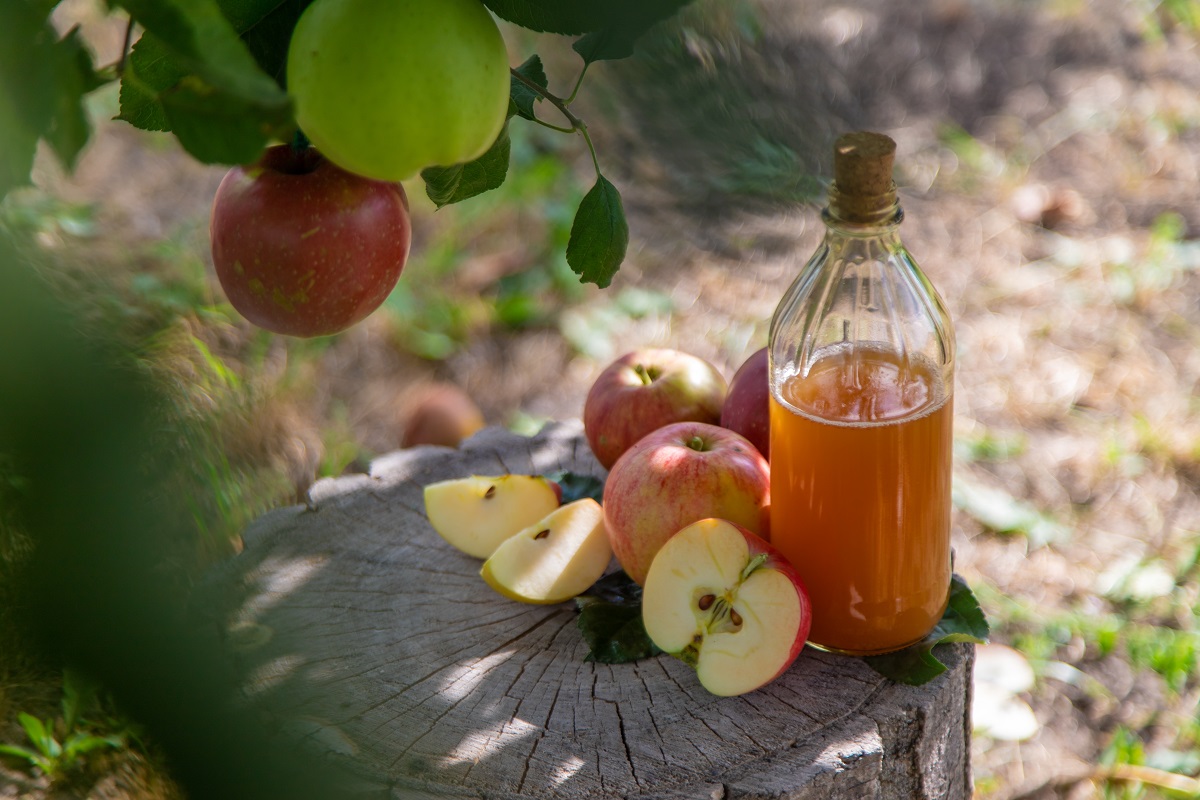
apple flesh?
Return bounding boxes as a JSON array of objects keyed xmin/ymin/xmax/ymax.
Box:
[
  {"xmin": 720, "ymin": 347, "xmax": 769, "ymax": 459},
  {"xmin": 287, "ymin": 0, "xmax": 510, "ymax": 182},
  {"xmin": 603, "ymin": 421, "xmax": 770, "ymax": 585},
  {"xmin": 210, "ymin": 145, "xmax": 411, "ymax": 337},
  {"xmin": 584, "ymin": 348, "xmax": 727, "ymax": 470},
  {"xmin": 642, "ymin": 518, "xmax": 811, "ymax": 696},
  {"xmin": 424, "ymin": 475, "xmax": 560, "ymax": 559},
  {"xmin": 481, "ymin": 499, "xmax": 611, "ymax": 604}
]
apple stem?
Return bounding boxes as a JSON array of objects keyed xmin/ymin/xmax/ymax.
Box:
[
  {"xmin": 686, "ymin": 436, "xmax": 708, "ymax": 452},
  {"xmin": 739, "ymin": 554, "xmax": 770, "ymax": 584},
  {"xmin": 509, "ymin": 66, "xmax": 604, "ymax": 180},
  {"xmin": 291, "ymin": 129, "xmax": 311, "ymax": 155},
  {"xmin": 634, "ymin": 364, "xmax": 655, "ymax": 386}
]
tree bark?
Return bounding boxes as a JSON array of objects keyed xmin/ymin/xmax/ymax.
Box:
[{"xmin": 202, "ymin": 421, "xmax": 974, "ymax": 799}]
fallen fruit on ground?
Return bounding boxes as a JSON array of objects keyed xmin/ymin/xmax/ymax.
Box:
[
  {"xmin": 584, "ymin": 348, "xmax": 727, "ymax": 470},
  {"xmin": 603, "ymin": 421, "xmax": 770, "ymax": 585},
  {"xmin": 642, "ymin": 518, "xmax": 811, "ymax": 696},
  {"xmin": 721, "ymin": 347, "xmax": 770, "ymax": 459},
  {"xmin": 401, "ymin": 383, "xmax": 485, "ymax": 448},
  {"xmin": 424, "ymin": 474, "xmax": 560, "ymax": 558},
  {"xmin": 210, "ymin": 144, "xmax": 411, "ymax": 337},
  {"xmin": 481, "ymin": 499, "xmax": 612, "ymax": 604},
  {"xmin": 287, "ymin": 0, "xmax": 510, "ymax": 181}
]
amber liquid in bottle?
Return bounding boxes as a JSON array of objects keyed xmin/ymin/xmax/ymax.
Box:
[
  {"xmin": 768, "ymin": 132, "xmax": 955, "ymax": 656},
  {"xmin": 769, "ymin": 346, "xmax": 952, "ymax": 655}
]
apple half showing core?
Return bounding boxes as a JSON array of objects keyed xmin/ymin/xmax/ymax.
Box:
[{"xmin": 642, "ymin": 518, "xmax": 811, "ymax": 697}]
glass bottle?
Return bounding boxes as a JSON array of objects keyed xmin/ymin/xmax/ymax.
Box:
[{"xmin": 768, "ymin": 132, "xmax": 955, "ymax": 656}]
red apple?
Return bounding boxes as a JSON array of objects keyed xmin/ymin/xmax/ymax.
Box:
[
  {"xmin": 720, "ymin": 347, "xmax": 769, "ymax": 459},
  {"xmin": 602, "ymin": 421, "xmax": 770, "ymax": 585},
  {"xmin": 583, "ymin": 348, "xmax": 727, "ymax": 470},
  {"xmin": 210, "ymin": 144, "xmax": 411, "ymax": 337},
  {"xmin": 642, "ymin": 518, "xmax": 811, "ymax": 696}
]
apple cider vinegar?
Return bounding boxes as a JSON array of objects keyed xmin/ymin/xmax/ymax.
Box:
[
  {"xmin": 769, "ymin": 347, "xmax": 952, "ymax": 654},
  {"xmin": 768, "ymin": 132, "xmax": 956, "ymax": 655}
]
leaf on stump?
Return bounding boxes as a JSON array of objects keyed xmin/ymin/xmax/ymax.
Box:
[
  {"xmin": 864, "ymin": 575, "xmax": 991, "ymax": 686},
  {"xmin": 576, "ymin": 572, "xmax": 661, "ymax": 664}
]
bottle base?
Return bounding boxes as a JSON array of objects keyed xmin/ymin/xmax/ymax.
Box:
[{"xmin": 805, "ymin": 634, "xmax": 931, "ymax": 657}]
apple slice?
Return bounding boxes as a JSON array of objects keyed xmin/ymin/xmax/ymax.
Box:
[
  {"xmin": 424, "ymin": 474, "xmax": 560, "ymax": 559},
  {"xmin": 642, "ymin": 518, "xmax": 811, "ymax": 696},
  {"xmin": 481, "ymin": 499, "xmax": 611, "ymax": 604}
]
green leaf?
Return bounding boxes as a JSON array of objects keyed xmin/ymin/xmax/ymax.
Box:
[
  {"xmin": 508, "ymin": 54, "xmax": 548, "ymax": 121},
  {"xmin": 237, "ymin": 0, "xmax": 312, "ymax": 86},
  {"xmin": 0, "ymin": 743, "xmax": 41, "ymax": 764},
  {"xmin": 566, "ymin": 175, "xmax": 628, "ymax": 288},
  {"xmin": 864, "ymin": 575, "xmax": 991, "ymax": 686},
  {"xmin": 161, "ymin": 76, "xmax": 289, "ymax": 164},
  {"xmin": 114, "ymin": 0, "xmax": 294, "ymax": 163},
  {"xmin": 112, "ymin": 0, "xmax": 285, "ymax": 107},
  {"xmin": 543, "ymin": 471, "xmax": 604, "ymax": 504},
  {"xmin": 0, "ymin": 3, "xmax": 102, "ymax": 198},
  {"xmin": 421, "ymin": 125, "xmax": 511, "ymax": 208},
  {"xmin": 572, "ymin": 0, "xmax": 694, "ymax": 64},
  {"xmin": 575, "ymin": 572, "xmax": 662, "ymax": 663},
  {"xmin": 61, "ymin": 732, "xmax": 122, "ymax": 758}
]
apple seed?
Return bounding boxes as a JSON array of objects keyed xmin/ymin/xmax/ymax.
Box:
[
  {"xmin": 484, "ymin": 485, "xmax": 496, "ymax": 499},
  {"xmin": 534, "ymin": 528, "xmax": 551, "ymax": 540},
  {"xmin": 729, "ymin": 608, "xmax": 743, "ymax": 627},
  {"xmin": 698, "ymin": 594, "xmax": 716, "ymax": 611}
]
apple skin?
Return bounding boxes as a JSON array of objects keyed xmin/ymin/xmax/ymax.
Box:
[
  {"xmin": 642, "ymin": 518, "xmax": 811, "ymax": 696},
  {"xmin": 210, "ymin": 145, "xmax": 411, "ymax": 338},
  {"xmin": 602, "ymin": 421, "xmax": 770, "ymax": 585},
  {"xmin": 720, "ymin": 347, "xmax": 769, "ymax": 460},
  {"xmin": 584, "ymin": 349, "xmax": 727, "ymax": 470},
  {"xmin": 287, "ymin": 0, "xmax": 510, "ymax": 182}
]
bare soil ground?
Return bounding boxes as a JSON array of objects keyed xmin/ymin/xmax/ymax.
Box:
[{"xmin": 3, "ymin": 0, "xmax": 1199, "ymax": 798}]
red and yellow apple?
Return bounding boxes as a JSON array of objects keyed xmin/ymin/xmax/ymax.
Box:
[
  {"xmin": 642, "ymin": 518, "xmax": 811, "ymax": 696},
  {"xmin": 583, "ymin": 348, "xmax": 727, "ymax": 470},
  {"xmin": 720, "ymin": 347, "xmax": 770, "ymax": 459},
  {"xmin": 602, "ymin": 421, "xmax": 770, "ymax": 585},
  {"xmin": 210, "ymin": 145, "xmax": 411, "ymax": 337}
]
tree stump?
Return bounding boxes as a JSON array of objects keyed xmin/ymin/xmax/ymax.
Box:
[{"xmin": 205, "ymin": 421, "xmax": 974, "ymax": 799}]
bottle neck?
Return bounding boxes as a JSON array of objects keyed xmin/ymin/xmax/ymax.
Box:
[{"xmin": 823, "ymin": 181, "xmax": 903, "ymax": 233}]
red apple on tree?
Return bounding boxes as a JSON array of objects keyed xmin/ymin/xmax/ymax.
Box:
[
  {"xmin": 210, "ymin": 144, "xmax": 411, "ymax": 338},
  {"xmin": 720, "ymin": 347, "xmax": 770, "ymax": 459},
  {"xmin": 602, "ymin": 421, "xmax": 770, "ymax": 585},
  {"xmin": 583, "ymin": 348, "xmax": 727, "ymax": 470},
  {"xmin": 642, "ymin": 517, "xmax": 811, "ymax": 696}
]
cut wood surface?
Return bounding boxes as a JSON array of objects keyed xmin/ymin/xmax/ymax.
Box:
[{"xmin": 205, "ymin": 421, "xmax": 974, "ymax": 800}]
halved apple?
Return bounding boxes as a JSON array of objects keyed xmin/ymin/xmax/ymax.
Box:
[
  {"xmin": 642, "ymin": 518, "xmax": 811, "ymax": 696},
  {"xmin": 481, "ymin": 499, "xmax": 612, "ymax": 604},
  {"xmin": 423, "ymin": 474, "xmax": 560, "ymax": 559}
]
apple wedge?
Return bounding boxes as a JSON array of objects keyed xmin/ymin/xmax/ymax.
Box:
[
  {"xmin": 481, "ymin": 499, "xmax": 611, "ymax": 604},
  {"xmin": 642, "ymin": 518, "xmax": 811, "ymax": 696},
  {"xmin": 424, "ymin": 474, "xmax": 560, "ymax": 559}
]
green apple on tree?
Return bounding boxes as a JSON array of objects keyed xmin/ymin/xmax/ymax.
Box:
[{"xmin": 287, "ymin": 0, "xmax": 511, "ymax": 182}]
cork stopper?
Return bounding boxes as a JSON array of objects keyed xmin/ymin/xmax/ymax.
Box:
[{"xmin": 829, "ymin": 132, "xmax": 898, "ymax": 223}]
